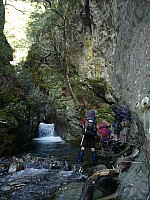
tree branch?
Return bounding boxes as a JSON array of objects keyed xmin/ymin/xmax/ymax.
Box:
[{"xmin": 5, "ymin": 3, "xmax": 26, "ymax": 14}]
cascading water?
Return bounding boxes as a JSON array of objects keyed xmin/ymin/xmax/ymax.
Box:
[
  {"xmin": 30, "ymin": 122, "xmax": 84, "ymax": 164},
  {"xmin": 33, "ymin": 122, "xmax": 64, "ymax": 143},
  {"xmin": 30, "ymin": 122, "xmax": 92, "ymax": 161},
  {"xmin": 39, "ymin": 122, "xmax": 55, "ymax": 137}
]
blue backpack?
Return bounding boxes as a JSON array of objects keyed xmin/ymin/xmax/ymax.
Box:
[{"xmin": 112, "ymin": 103, "xmax": 131, "ymax": 128}]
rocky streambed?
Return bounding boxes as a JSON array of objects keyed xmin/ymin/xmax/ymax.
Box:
[{"xmin": 0, "ymin": 154, "xmax": 88, "ymax": 200}]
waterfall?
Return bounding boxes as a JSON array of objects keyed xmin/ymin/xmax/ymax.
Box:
[
  {"xmin": 33, "ymin": 122, "xmax": 64, "ymax": 143},
  {"xmin": 38, "ymin": 122, "xmax": 55, "ymax": 137}
]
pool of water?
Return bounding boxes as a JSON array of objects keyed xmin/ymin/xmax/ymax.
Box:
[{"xmin": 24, "ymin": 136, "xmax": 93, "ymax": 163}]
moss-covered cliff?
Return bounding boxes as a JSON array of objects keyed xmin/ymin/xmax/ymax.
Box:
[
  {"xmin": 24, "ymin": 0, "xmax": 114, "ymax": 135},
  {"xmin": 0, "ymin": 1, "xmax": 38, "ymax": 156}
]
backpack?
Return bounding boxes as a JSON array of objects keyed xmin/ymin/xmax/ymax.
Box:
[
  {"xmin": 83, "ymin": 120, "xmax": 97, "ymax": 136},
  {"xmin": 97, "ymin": 123, "xmax": 112, "ymax": 149},
  {"xmin": 120, "ymin": 104, "xmax": 131, "ymax": 128},
  {"xmin": 113, "ymin": 121, "xmax": 122, "ymax": 133},
  {"xmin": 114, "ymin": 108, "xmax": 123, "ymax": 123},
  {"xmin": 85, "ymin": 110, "xmax": 96, "ymax": 120},
  {"xmin": 84, "ymin": 110, "xmax": 96, "ymax": 131},
  {"xmin": 97, "ymin": 123, "xmax": 110, "ymax": 140}
]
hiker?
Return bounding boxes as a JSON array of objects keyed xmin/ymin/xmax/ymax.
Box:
[
  {"xmin": 120, "ymin": 101, "xmax": 132, "ymax": 128},
  {"xmin": 97, "ymin": 122, "xmax": 112, "ymax": 149},
  {"xmin": 111, "ymin": 102, "xmax": 132, "ymax": 141},
  {"xmin": 110, "ymin": 104, "xmax": 123, "ymax": 141},
  {"xmin": 77, "ymin": 110, "xmax": 97, "ymax": 162}
]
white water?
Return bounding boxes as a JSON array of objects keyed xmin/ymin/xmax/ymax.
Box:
[{"xmin": 33, "ymin": 122, "xmax": 64, "ymax": 143}]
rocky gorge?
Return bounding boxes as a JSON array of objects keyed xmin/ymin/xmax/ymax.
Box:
[{"xmin": 0, "ymin": 0, "xmax": 150, "ymax": 199}]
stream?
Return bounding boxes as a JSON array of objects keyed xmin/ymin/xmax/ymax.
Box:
[{"xmin": 0, "ymin": 123, "xmax": 117, "ymax": 200}]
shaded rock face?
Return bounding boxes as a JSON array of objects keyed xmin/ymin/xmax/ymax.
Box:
[
  {"xmin": 64, "ymin": 0, "xmax": 150, "ymax": 198},
  {"xmin": 0, "ymin": 112, "xmax": 38, "ymax": 156},
  {"xmin": 109, "ymin": 1, "xmax": 150, "ymax": 199},
  {"xmin": 0, "ymin": 1, "xmax": 13, "ymax": 63},
  {"xmin": 67, "ymin": 0, "xmax": 149, "ymax": 143},
  {"xmin": 81, "ymin": 0, "xmax": 149, "ymax": 143},
  {"xmin": 111, "ymin": 0, "xmax": 150, "ymax": 142}
]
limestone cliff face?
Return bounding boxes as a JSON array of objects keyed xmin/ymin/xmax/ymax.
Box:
[
  {"xmin": 78, "ymin": 0, "xmax": 149, "ymax": 142},
  {"xmin": 65, "ymin": 0, "xmax": 150, "ymax": 198},
  {"xmin": 85, "ymin": 1, "xmax": 150, "ymax": 199},
  {"xmin": 112, "ymin": 0, "xmax": 150, "ymax": 141},
  {"xmin": 110, "ymin": 1, "xmax": 150, "ymax": 199}
]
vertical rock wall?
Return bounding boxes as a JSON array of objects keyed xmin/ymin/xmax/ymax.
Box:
[
  {"xmin": 78, "ymin": 0, "xmax": 149, "ymax": 142},
  {"xmin": 0, "ymin": 0, "xmax": 5, "ymax": 30},
  {"xmin": 77, "ymin": 0, "xmax": 115, "ymax": 84},
  {"xmin": 109, "ymin": 1, "xmax": 150, "ymax": 199},
  {"xmin": 111, "ymin": 0, "xmax": 150, "ymax": 142},
  {"xmin": 75, "ymin": 1, "xmax": 150, "ymax": 198},
  {"xmin": 0, "ymin": 1, "xmax": 13, "ymax": 63},
  {"xmin": 0, "ymin": 1, "xmax": 38, "ymax": 156}
]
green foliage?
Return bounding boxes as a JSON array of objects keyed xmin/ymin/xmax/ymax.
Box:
[
  {"xmin": 26, "ymin": 0, "xmax": 83, "ymax": 47},
  {"xmin": 15, "ymin": 66, "xmax": 33, "ymax": 88},
  {"xmin": 96, "ymin": 105, "xmax": 114, "ymax": 124},
  {"xmin": 4, "ymin": 101, "xmax": 27, "ymax": 113},
  {"xmin": 34, "ymin": 65, "xmax": 68, "ymax": 109},
  {"xmin": 0, "ymin": 90, "xmax": 18, "ymax": 106},
  {"xmin": 0, "ymin": 31, "xmax": 13, "ymax": 67},
  {"xmin": 0, "ymin": 109, "xmax": 19, "ymax": 128},
  {"xmin": 0, "ymin": 109, "xmax": 8, "ymax": 121}
]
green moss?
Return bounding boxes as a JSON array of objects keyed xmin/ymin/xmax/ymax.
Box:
[
  {"xmin": 0, "ymin": 31, "xmax": 13, "ymax": 65},
  {"xmin": 0, "ymin": 90, "xmax": 19, "ymax": 106},
  {"xmin": 83, "ymin": 38, "xmax": 94, "ymax": 67},
  {"xmin": 0, "ymin": 109, "xmax": 8, "ymax": 120}
]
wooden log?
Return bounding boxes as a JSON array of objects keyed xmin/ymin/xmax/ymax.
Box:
[
  {"xmin": 80, "ymin": 148, "xmax": 139, "ymax": 200},
  {"xmin": 79, "ymin": 169, "xmax": 118, "ymax": 200},
  {"xmin": 114, "ymin": 148, "xmax": 140, "ymax": 172}
]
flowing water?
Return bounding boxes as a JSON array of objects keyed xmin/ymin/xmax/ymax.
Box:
[
  {"xmin": 0, "ymin": 123, "xmax": 97, "ymax": 200},
  {"xmin": 25, "ymin": 123, "xmax": 94, "ymax": 162}
]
